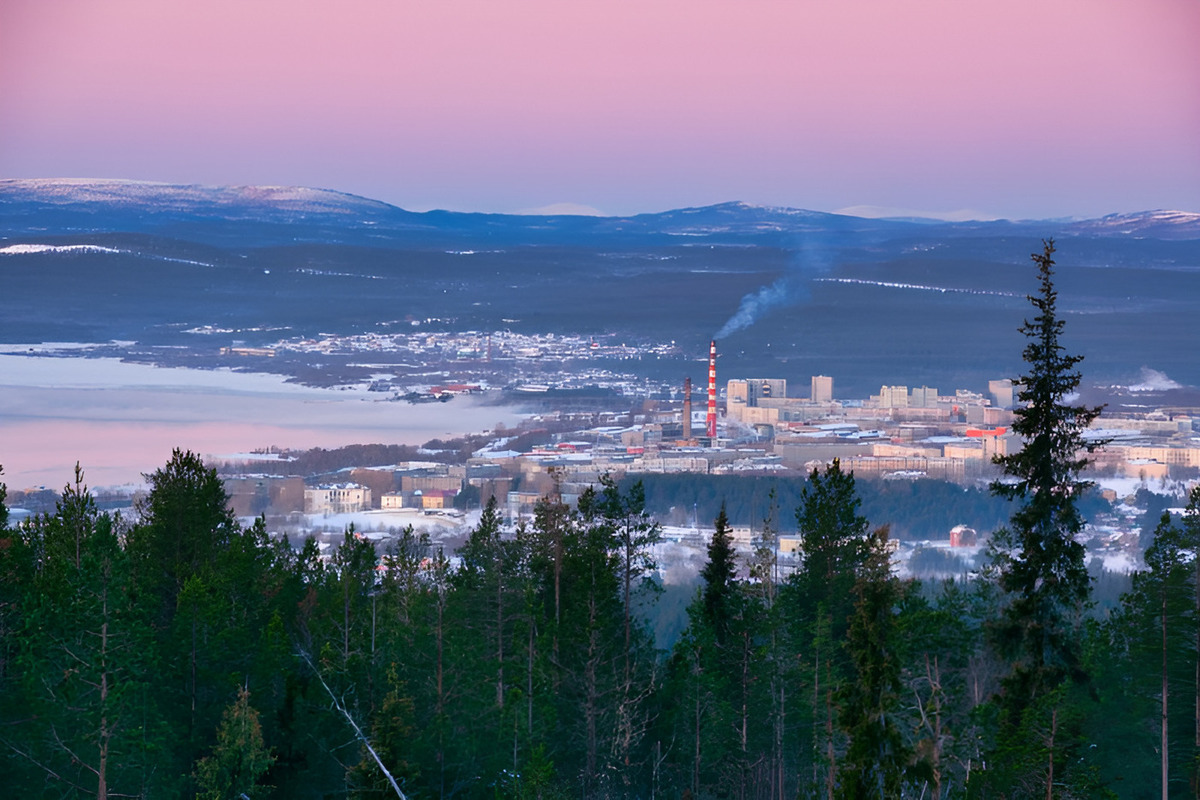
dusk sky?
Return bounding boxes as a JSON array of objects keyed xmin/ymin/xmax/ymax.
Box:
[{"xmin": 2, "ymin": 0, "xmax": 1198, "ymax": 220}]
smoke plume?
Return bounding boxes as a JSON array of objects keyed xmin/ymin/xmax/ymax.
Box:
[
  {"xmin": 1129, "ymin": 367, "xmax": 1182, "ymax": 392},
  {"xmin": 714, "ymin": 237, "xmax": 835, "ymax": 338},
  {"xmin": 714, "ymin": 278, "xmax": 796, "ymax": 339}
]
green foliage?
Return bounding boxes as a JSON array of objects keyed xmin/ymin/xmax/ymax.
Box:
[
  {"xmin": 347, "ymin": 663, "xmax": 420, "ymax": 798},
  {"xmin": 1098, "ymin": 489, "xmax": 1200, "ymax": 797},
  {"xmin": 665, "ymin": 501, "xmax": 762, "ymax": 799},
  {"xmin": 625, "ymin": 472, "xmax": 1023, "ymax": 540},
  {"xmin": 700, "ymin": 503, "xmax": 736, "ymax": 640},
  {"xmin": 196, "ymin": 686, "xmax": 275, "ymax": 800},
  {"xmin": 5, "ymin": 467, "xmax": 171, "ymax": 796},
  {"xmin": 127, "ymin": 448, "xmax": 239, "ymax": 623},
  {"xmin": 0, "ymin": 463, "xmax": 8, "ymax": 530},
  {"xmin": 990, "ymin": 240, "xmax": 1103, "ymax": 719},
  {"xmin": 837, "ymin": 529, "xmax": 912, "ymax": 799},
  {"xmin": 971, "ymin": 241, "xmax": 1114, "ymax": 797}
]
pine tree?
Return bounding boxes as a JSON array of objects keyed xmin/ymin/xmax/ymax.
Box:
[
  {"xmin": 794, "ymin": 460, "xmax": 871, "ymax": 603},
  {"xmin": 1136, "ymin": 513, "xmax": 1195, "ymax": 800},
  {"xmin": 749, "ymin": 489, "xmax": 793, "ymax": 800},
  {"xmin": 447, "ymin": 496, "xmax": 519, "ymax": 785},
  {"xmin": 1184, "ymin": 486, "xmax": 1200, "ymax": 798},
  {"xmin": 10, "ymin": 468, "xmax": 167, "ymax": 797},
  {"xmin": 0, "ymin": 464, "xmax": 9, "ymax": 530}
]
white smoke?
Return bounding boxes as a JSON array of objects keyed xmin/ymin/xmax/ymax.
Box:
[
  {"xmin": 714, "ymin": 278, "xmax": 793, "ymax": 339},
  {"xmin": 713, "ymin": 236, "xmax": 836, "ymax": 338},
  {"xmin": 1128, "ymin": 367, "xmax": 1182, "ymax": 392}
]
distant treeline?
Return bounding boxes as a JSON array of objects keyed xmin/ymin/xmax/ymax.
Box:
[
  {"xmin": 620, "ymin": 472, "xmax": 1112, "ymax": 541},
  {"xmin": 215, "ymin": 430, "xmax": 565, "ymax": 479},
  {"xmin": 213, "ymin": 440, "xmax": 1107, "ymax": 543}
]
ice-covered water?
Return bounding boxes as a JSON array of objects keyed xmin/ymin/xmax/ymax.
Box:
[{"xmin": 0, "ymin": 354, "xmax": 524, "ymax": 490}]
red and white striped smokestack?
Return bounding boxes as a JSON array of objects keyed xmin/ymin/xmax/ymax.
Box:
[
  {"xmin": 706, "ymin": 340, "xmax": 717, "ymax": 439},
  {"xmin": 683, "ymin": 377, "xmax": 693, "ymax": 441}
]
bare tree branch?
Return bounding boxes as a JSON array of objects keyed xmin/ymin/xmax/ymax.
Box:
[
  {"xmin": 3, "ymin": 737, "xmax": 92, "ymax": 793},
  {"xmin": 297, "ymin": 649, "xmax": 408, "ymax": 800}
]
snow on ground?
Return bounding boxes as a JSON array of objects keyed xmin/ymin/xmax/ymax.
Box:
[
  {"xmin": 0, "ymin": 243, "xmax": 126, "ymax": 255},
  {"xmin": 1094, "ymin": 476, "xmax": 1185, "ymax": 500},
  {"xmin": 1102, "ymin": 552, "xmax": 1140, "ymax": 574},
  {"xmin": 218, "ymin": 452, "xmax": 295, "ymax": 463},
  {"xmin": 284, "ymin": 508, "xmax": 480, "ymax": 540}
]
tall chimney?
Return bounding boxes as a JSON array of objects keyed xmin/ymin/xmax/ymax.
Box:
[
  {"xmin": 683, "ymin": 377, "xmax": 692, "ymax": 441},
  {"xmin": 707, "ymin": 340, "xmax": 717, "ymax": 439}
]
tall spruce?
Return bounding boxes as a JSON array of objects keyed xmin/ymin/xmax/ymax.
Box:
[
  {"xmin": 670, "ymin": 501, "xmax": 757, "ymax": 798},
  {"xmin": 701, "ymin": 503, "xmax": 737, "ymax": 643},
  {"xmin": 990, "ymin": 240, "xmax": 1103, "ymax": 710},
  {"xmin": 983, "ymin": 240, "xmax": 1106, "ymax": 798},
  {"xmin": 837, "ymin": 527, "xmax": 911, "ymax": 799},
  {"xmin": 0, "ymin": 464, "xmax": 8, "ymax": 530},
  {"xmin": 789, "ymin": 459, "xmax": 872, "ymax": 798}
]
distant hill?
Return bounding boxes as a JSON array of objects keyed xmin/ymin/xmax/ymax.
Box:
[
  {"xmin": 5, "ymin": 179, "xmax": 1198, "ymax": 244},
  {"xmin": 2, "ymin": 179, "xmax": 1198, "ymax": 396}
]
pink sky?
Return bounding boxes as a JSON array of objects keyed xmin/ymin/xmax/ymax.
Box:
[{"xmin": 1, "ymin": 0, "xmax": 1198, "ymax": 219}]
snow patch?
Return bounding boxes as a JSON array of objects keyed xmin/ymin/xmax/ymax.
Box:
[{"xmin": 0, "ymin": 243, "xmax": 126, "ymax": 255}]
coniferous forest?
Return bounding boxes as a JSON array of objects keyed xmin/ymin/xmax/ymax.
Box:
[{"xmin": 4, "ymin": 242, "xmax": 1200, "ymax": 799}]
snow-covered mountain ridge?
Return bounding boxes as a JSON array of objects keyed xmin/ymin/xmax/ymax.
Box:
[{"xmin": 3, "ymin": 179, "xmax": 1197, "ymax": 240}]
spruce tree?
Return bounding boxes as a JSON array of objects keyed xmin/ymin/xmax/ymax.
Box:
[
  {"xmin": 789, "ymin": 459, "xmax": 872, "ymax": 797},
  {"xmin": 126, "ymin": 448, "xmax": 239, "ymax": 625},
  {"xmin": 837, "ymin": 527, "xmax": 910, "ymax": 800},
  {"xmin": 195, "ymin": 686, "xmax": 275, "ymax": 799},
  {"xmin": 990, "ymin": 240, "xmax": 1103, "ymax": 710},
  {"xmin": 701, "ymin": 503, "xmax": 737, "ymax": 642},
  {"xmin": 11, "ymin": 468, "xmax": 167, "ymax": 797},
  {"xmin": 671, "ymin": 502, "xmax": 751, "ymax": 797},
  {"xmin": 983, "ymin": 240, "xmax": 1106, "ymax": 796},
  {"xmin": 0, "ymin": 464, "xmax": 8, "ymax": 530}
]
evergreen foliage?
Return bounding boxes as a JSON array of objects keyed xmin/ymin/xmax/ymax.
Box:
[
  {"xmin": 990, "ymin": 241, "xmax": 1104, "ymax": 710},
  {"xmin": 700, "ymin": 503, "xmax": 736, "ymax": 640},
  {"xmin": 0, "ymin": 464, "xmax": 8, "ymax": 530},
  {"xmin": 838, "ymin": 527, "xmax": 912, "ymax": 799},
  {"xmin": 981, "ymin": 240, "xmax": 1108, "ymax": 795},
  {"xmin": 195, "ymin": 686, "xmax": 275, "ymax": 799}
]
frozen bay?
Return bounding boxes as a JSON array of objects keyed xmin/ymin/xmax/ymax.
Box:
[{"xmin": 0, "ymin": 353, "xmax": 524, "ymax": 490}]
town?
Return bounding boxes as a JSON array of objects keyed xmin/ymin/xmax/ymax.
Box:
[{"xmin": 190, "ymin": 335, "xmax": 1200, "ymax": 583}]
